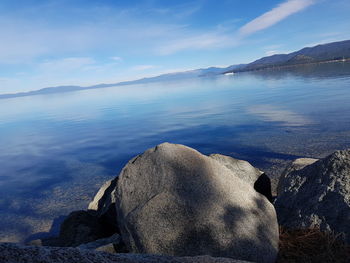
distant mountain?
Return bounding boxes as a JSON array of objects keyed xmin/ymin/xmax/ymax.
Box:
[
  {"xmin": 226, "ymin": 40, "xmax": 350, "ymax": 73},
  {"xmin": 0, "ymin": 65, "xmax": 244, "ymax": 99},
  {"xmin": 2, "ymin": 39, "xmax": 350, "ymax": 100},
  {"xmin": 124, "ymin": 64, "xmax": 245, "ymax": 84}
]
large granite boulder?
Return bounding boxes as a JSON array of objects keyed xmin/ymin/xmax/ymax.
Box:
[
  {"xmin": 116, "ymin": 143, "xmax": 279, "ymax": 263},
  {"xmin": 276, "ymin": 158, "xmax": 318, "ymax": 195},
  {"xmin": 275, "ymin": 149, "xmax": 350, "ymax": 243},
  {"xmin": 0, "ymin": 243, "xmax": 253, "ymax": 263},
  {"xmin": 209, "ymin": 154, "xmax": 272, "ymax": 202},
  {"xmin": 209, "ymin": 154, "xmax": 263, "ymax": 185}
]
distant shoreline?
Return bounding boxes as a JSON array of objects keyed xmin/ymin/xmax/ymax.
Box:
[
  {"xmin": 226, "ymin": 58, "xmax": 350, "ymax": 74},
  {"xmin": 2, "ymin": 39, "xmax": 350, "ymax": 100},
  {"xmin": 1, "ymin": 59, "xmax": 349, "ymax": 101}
]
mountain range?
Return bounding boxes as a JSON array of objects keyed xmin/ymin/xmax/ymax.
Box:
[
  {"xmin": 1, "ymin": 39, "xmax": 350, "ymax": 99},
  {"xmin": 227, "ymin": 39, "xmax": 350, "ymax": 73}
]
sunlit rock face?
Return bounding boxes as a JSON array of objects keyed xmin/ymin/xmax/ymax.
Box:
[
  {"xmin": 276, "ymin": 158, "xmax": 318, "ymax": 196},
  {"xmin": 275, "ymin": 149, "xmax": 350, "ymax": 243},
  {"xmin": 116, "ymin": 143, "xmax": 279, "ymax": 263}
]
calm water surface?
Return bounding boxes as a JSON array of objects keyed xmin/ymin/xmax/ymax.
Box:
[{"xmin": 1, "ymin": 62, "xmax": 350, "ymax": 242}]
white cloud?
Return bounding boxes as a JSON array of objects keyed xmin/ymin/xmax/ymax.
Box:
[
  {"xmin": 38, "ymin": 57, "xmax": 95, "ymax": 73},
  {"xmin": 158, "ymin": 31, "xmax": 235, "ymax": 55},
  {"xmin": 131, "ymin": 65, "xmax": 156, "ymax": 71},
  {"xmin": 158, "ymin": 0, "xmax": 317, "ymax": 55},
  {"xmin": 239, "ymin": 0, "xmax": 315, "ymax": 36},
  {"xmin": 0, "ymin": 0, "xmax": 320, "ymax": 93},
  {"xmin": 111, "ymin": 56, "xmax": 123, "ymax": 61},
  {"xmin": 265, "ymin": 50, "xmax": 279, "ymax": 56},
  {"xmin": 0, "ymin": 0, "xmax": 315, "ymax": 64},
  {"xmin": 0, "ymin": 8, "xmax": 188, "ymax": 64}
]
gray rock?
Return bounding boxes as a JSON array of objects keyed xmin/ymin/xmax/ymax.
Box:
[
  {"xmin": 276, "ymin": 158, "xmax": 318, "ymax": 195},
  {"xmin": 116, "ymin": 143, "xmax": 279, "ymax": 263},
  {"xmin": 78, "ymin": 234, "xmax": 122, "ymax": 253},
  {"xmin": 210, "ymin": 154, "xmax": 273, "ymax": 202},
  {"xmin": 209, "ymin": 154, "xmax": 263, "ymax": 185},
  {"xmin": 0, "ymin": 242, "xmax": 254, "ymax": 263},
  {"xmin": 275, "ymin": 149, "xmax": 350, "ymax": 243},
  {"xmin": 57, "ymin": 210, "xmax": 111, "ymax": 247},
  {"xmin": 89, "ymin": 177, "xmax": 118, "ymax": 212},
  {"xmin": 88, "ymin": 177, "xmax": 119, "ymax": 233}
]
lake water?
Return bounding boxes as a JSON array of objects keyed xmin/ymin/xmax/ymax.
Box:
[{"xmin": 1, "ymin": 62, "xmax": 350, "ymax": 243}]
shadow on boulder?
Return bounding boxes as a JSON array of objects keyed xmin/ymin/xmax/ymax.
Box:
[{"xmin": 254, "ymin": 173, "xmax": 273, "ymax": 203}]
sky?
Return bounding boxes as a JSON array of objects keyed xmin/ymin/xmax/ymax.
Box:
[{"xmin": 0, "ymin": 0, "xmax": 350, "ymax": 94}]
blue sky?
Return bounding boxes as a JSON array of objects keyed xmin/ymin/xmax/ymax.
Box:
[{"xmin": 0, "ymin": 0, "xmax": 350, "ymax": 93}]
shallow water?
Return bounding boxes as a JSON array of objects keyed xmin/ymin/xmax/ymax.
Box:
[{"xmin": 1, "ymin": 62, "xmax": 350, "ymax": 242}]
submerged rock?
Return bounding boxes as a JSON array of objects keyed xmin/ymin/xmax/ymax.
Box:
[
  {"xmin": 116, "ymin": 143, "xmax": 279, "ymax": 263},
  {"xmin": 275, "ymin": 149, "xmax": 350, "ymax": 243},
  {"xmin": 0, "ymin": 243, "xmax": 255, "ymax": 263}
]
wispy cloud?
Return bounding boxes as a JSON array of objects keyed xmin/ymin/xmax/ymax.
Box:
[
  {"xmin": 239, "ymin": 0, "xmax": 315, "ymax": 36},
  {"xmin": 0, "ymin": 6, "xmax": 189, "ymax": 63},
  {"xmin": 38, "ymin": 57, "xmax": 95, "ymax": 72},
  {"xmin": 131, "ymin": 65, "xmax": 156, "ymax": 71},
  {"xmin": 158, "ymin": 0, "xmax": 317, "ymax": 55},
  {"xmin": 110, "ymin": 56, "xmax": 123, "ymax": 62},
  {"xmin": 158, "ymin": 31, "xmax": 234, "ymax": 55},
  {"xmin": 0, "ymin": 0, "xmax": 322, "ymax": 93},
  {"xmin": 0, "ymin": 0, "xmax": 316, "ymax": 63}
]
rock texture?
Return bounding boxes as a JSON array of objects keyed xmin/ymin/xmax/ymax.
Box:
[
  {"xmin": 275, "ymin": 149, "xmax": 350, "ymax": 243},
  {"xmin": 78, "ymin": 233, "xmax": 124, "ymax": 253},
  {"xmin": 57, "ymin": 210, "xmax": 113, "ymax": 247},
  {"xmin": 209, "ymin": 154, "xmax": 263, "ymax": 185},
  {"xmin": 0, "ymin": 243, "xmax": 253, "ymax": 263},
  {"xmin": 277, "ymin": 158, "xmax": 318, "ymax": 195},
  {"xmin": 209, "ymin": 154, "xmax": 272, "ymax": 201},
  {"xmin": 116, "ymin": 143, "xmax": 279, "ymax": 263}
]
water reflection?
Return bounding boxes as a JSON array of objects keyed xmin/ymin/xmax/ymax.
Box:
[
  {"xmin": 0, "ymin": 62, "xmax": 350, "ymax": 242},
  {"xmin": 247, "ymin": 104, "xmax": 313, "ymax": 127}
]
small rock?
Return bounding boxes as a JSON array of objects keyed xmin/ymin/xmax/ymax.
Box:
[{"xmin": 275, "ymin": 149, "xmax": 350, "ymax": 243}]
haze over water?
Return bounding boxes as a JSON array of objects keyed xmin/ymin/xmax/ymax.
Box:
[{"xmin": 1, "ymin": 62, "xmax": 350, "ymax": 242}]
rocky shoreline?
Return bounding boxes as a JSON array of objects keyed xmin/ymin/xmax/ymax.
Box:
[{"xmin": 1, "ymin": 143, "xmax": 349, "ymax": 262}]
